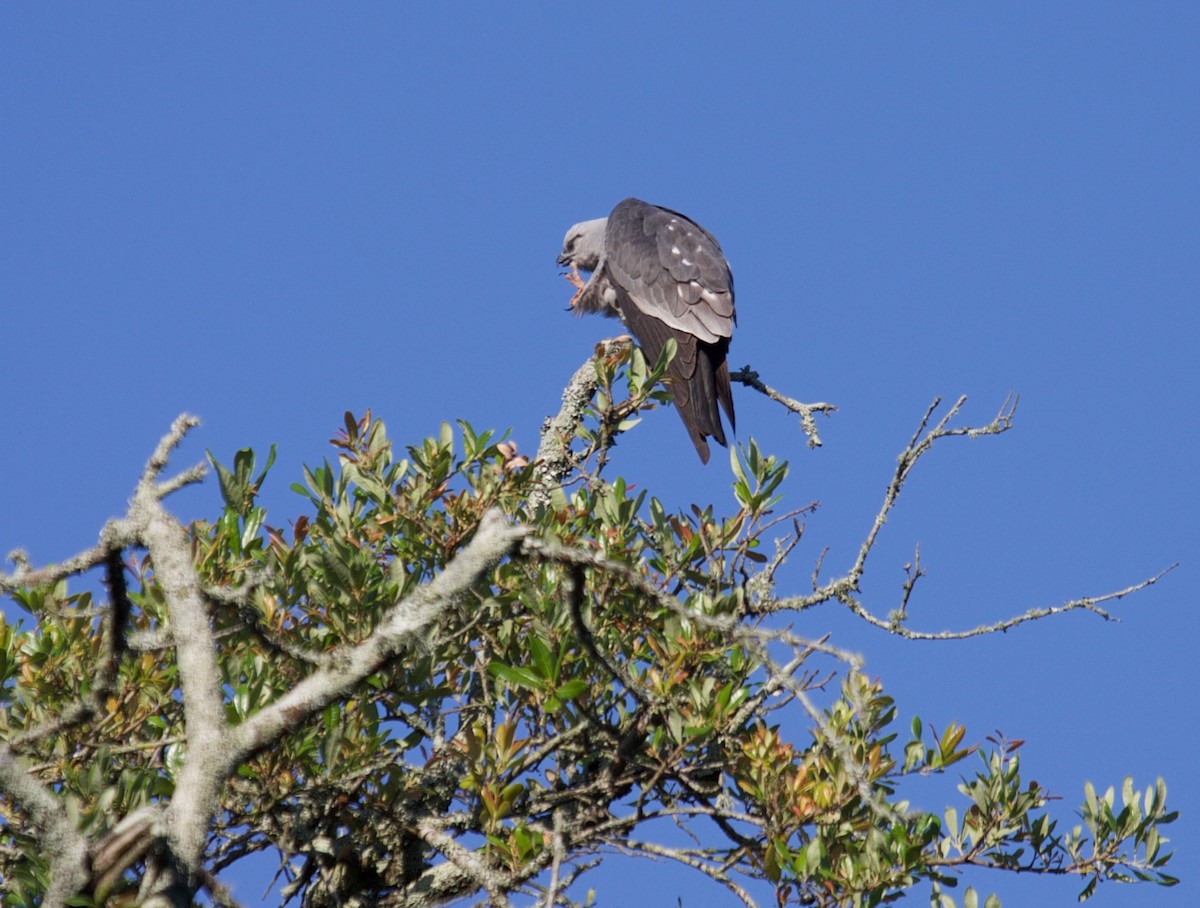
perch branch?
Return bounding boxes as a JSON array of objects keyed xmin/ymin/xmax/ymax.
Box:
[{"xmin": 531, "ymin": 338, "xmax": 634, "ymax": 512}]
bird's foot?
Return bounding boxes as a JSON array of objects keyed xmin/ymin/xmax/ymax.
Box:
[{"xmin": 564, "ymin": 265, "xmax": 586, "ymax": 308}]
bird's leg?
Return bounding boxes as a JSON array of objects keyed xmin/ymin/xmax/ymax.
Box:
[{"xmin": 564, "ymin": 264, "xmax": 586, "ymax": 308}]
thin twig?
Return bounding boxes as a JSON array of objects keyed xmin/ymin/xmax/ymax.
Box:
[
  {"xmin": 611, "ymin": 839, "xmax": 759, "ymax": 908},
  {"xmin": 730, "ymin": 366, "xmax": 836, "ymax": 448},
  {"xmin": 760, "ymin": 395, "xmax": 1172, "ymax": 639},
  {"xmin": 834, "ymin": 565, "xmax": 1177, "ymax": 640}
]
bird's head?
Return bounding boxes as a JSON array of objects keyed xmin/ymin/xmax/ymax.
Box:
[{"xmin": 557, "ymin": 217, "xmax": 607, "ymax": 272}]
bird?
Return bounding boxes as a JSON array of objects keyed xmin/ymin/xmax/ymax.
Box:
[{"xmin": 557, "ymin": 198, "xmax": 736, "ymax": 463}]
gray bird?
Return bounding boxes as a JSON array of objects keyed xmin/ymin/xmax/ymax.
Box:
[{"xmin": 558, "ymin": 198, "xmax": 736, "ymax": 463}]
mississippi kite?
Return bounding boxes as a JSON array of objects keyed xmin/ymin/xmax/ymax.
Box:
[{"xmin": 557, "ymin": 198, "xmax": 736, "ymax": 463}]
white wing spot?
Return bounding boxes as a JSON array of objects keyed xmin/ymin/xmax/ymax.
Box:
[
  {"xmin": 682, "ymin": 258, "xmax": 693, "ymax": 266},
  {"xmin": 671, "ymin": 245, "xmax": 681, "ymax": 255}
]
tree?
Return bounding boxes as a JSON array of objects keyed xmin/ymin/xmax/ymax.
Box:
[{"xmin": 0, "ymin": 340, "xmax": 1177, "ymax": 907}]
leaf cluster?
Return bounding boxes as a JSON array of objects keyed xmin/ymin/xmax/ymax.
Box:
[{"xmin": 0, "ymin": 354, "xmax": 1178, "ymax": 908}]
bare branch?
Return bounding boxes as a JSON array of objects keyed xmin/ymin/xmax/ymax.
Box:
[
  {"xmin": 756, "ymin": 396, "xmax": 1012, "ymax": 613},
  {"xmin": 543, "ymin": 808, "xmax": 568, "ymax": 908},
  {"xmin": 136, "ymin": 413, "xmax": 203, "ymax": 494},
  {"xmin": 730, "ymin": 365, "xmax": 836, "ymax": 448},
  {"xmin": 834, "ymin": 564, "xmax": 1178, "ymax": 640},
  {"xmin": 846, "ymin": 394, "xmax": 1016, "ymax": 589},
  {"xmin": 197, "ymin": 865, "xmax": 246, "ymax": 908},
  {"xmin": 612, "ymin": 839, "xmax": 759, "ymax": 908},
  {"xmin": 103, "ymin": 549, "xmax": 131, "ymax": 657},
  {"xmin": 156, "ymin": 462, "xmax": 208, "ymax": 498},
  {"xmin": 0, "ymin": 536, "xmax": 112, "ymax": 595},
  {"xmin": 755, "ymin": 394, "xmax": 1172, "ymax": 640},
  {"xmin": 0, "ymin": 414, "xmax": 205, "ymax": 597},
  {"xmin": 890, "ymin": 543, "xmax": 926, "ymax": 628}
]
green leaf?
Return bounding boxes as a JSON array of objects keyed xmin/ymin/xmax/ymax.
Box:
[
  {"xmin": 529, "ymin": 635, "xmax": 554, "ymax": 681},
  {"xmin": 654, "ymin": 337, "xmax": 678, "ymax": 374},
  {"xmin": 488, "ymin": 661, "xmax": 546, "ymax": 691},
  {"xmin": 554, "ymin": 679, "xmax": 589, "ymax": 701},
  {"xmin": 729, "ymin": 444, "xmax": 747, "ymax": 486}
]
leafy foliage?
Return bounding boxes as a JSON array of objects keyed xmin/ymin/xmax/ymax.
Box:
[{"xmin": 0, "ymin": 348, "xmax": 1177, "ymax": 907}]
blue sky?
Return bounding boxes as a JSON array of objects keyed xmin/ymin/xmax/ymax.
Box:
[{"xmin": 1, "ymin": 4, "xmax": 1196, "ymax": 906}]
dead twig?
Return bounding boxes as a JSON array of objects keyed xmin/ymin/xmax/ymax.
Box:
[{"xmin": 729, "ymin": 366, "xmax": 836, "ymax": 448}]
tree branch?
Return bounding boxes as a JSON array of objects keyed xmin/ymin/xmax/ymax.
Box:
[
  {"xmin": 834, "ymin": 564, "xmax": 1177, "ymax": 640},
  {"xmin": 730, "ymin": 365, "xmax": 836, "ymax": 448},
  {"xmin": 415, "ymin": 818, "xmax": 516, "ymax": 908},
  {"xmin": 611, "ymin": 839, "xmax": 759, "ymax": 908},
  {"xmin": 141, "ymin": 497, "xmax": 227, "ymax": 872},
  {"xmin": 751, "ymin": 394, "xmax": 1173, "ymax": 640},
  {"xmin": 844, "ymin": 394, "xmax": 1016, "ymax": 591},
  {"xmin": 0, "ymin": 742, "xmax": 89, "ymax": 908},
  {"xmin": 228, "ymin": 510, "xmax": 525, "ymax": 765},
  {"xmin": 531, "ymin": 338, "xmax": 633, "ymax": 513}
]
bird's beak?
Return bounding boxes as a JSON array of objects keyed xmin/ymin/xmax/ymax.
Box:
[{"xmin": 556, "ymin": 253, "xmax": 570, "ymax": 267}]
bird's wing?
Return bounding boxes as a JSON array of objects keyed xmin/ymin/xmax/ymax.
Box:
[
  {"xmin": 609, "ymin": 282, "xmax": 732, "ymax": 462},
  {"xmin": 604, "ymin": 198, "xmax": 735, "ymax": 345},
  {"xmin": 602, "ymin": 198, "xmax": 736, "ymax": 462}
]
